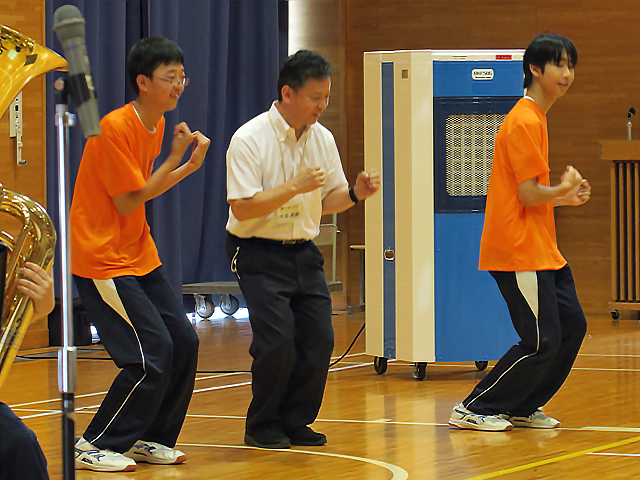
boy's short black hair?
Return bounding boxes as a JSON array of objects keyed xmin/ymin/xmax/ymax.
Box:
[
  {"xmin": 277, "ymin": 50, "xmax": 333, "ymax": 101},
  {"xmin": 127, "ymin": 37, "xmax": 184, "ymax": 95},
  {"xmin": 523, "ymin": 34, "xmax": 578, "ymax": 89}
]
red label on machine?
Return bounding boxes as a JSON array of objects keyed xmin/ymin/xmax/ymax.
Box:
[{"xmin": 496, "ymin": 55, "xmax": 512, "ymax": 60}]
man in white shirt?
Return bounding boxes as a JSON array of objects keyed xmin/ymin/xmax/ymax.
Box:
[{"xmin": 226, "ymin": 50, "xmax": 380, "ymax": 449}]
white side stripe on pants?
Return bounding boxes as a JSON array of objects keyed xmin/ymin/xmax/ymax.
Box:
[
  {"xmin": 466, "ymin": 271, "xmax": 540, "ymax": 409},
  {"xmin": 89, "ymin": 279, "xmax": 147, "ymax": 445}
]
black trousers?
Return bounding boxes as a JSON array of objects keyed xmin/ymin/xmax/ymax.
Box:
[
  {"xmin": 74, "ymin": 267, "xmax": 199, "ymax": 453},
  {"xmin": 0, "ymin": 403, "xmax": 49, "ymax": 480},
  {"xmin": 227, "ymin": 234, "xmax": 334, "ymax": 437},
  {"xmin": 463, "ymin": 264, "xmax": 587, "ymax": 416}
]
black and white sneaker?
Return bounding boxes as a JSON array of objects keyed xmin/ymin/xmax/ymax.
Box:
[
  {"xmin": 449, "ymin": 403, "xmax": 513, "ymax": 431},
  {"xmin": 75, "ymin": 437, "xmax": 136, "ymax": 472},
  {"xmin": 501, "ymin": 410, "xmax": 560, "ymax": 429},
  {"xmin": 125, "ymin": 440, "xmax": 186, "ymax": 464}
]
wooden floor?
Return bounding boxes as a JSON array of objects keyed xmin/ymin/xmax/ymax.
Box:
[{"xmin": 7, "ymin": 305, "xmax": 640, "ymax": 479}]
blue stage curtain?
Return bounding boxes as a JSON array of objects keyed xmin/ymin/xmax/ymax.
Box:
[{"xmin": 45, "ymin": 1, "xmax": 282, "ymax": 301}]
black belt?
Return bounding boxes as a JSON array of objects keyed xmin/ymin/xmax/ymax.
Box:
[{"xmin": 230, "ymin": 234, "xmax": 310, "ymax": 246}]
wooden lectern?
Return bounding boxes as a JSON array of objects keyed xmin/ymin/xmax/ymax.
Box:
[{"xmin": 602, "ymin": 140, "xmax": 640, "ymax": 319}]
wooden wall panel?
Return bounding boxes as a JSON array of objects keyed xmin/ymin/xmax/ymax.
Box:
[
  {"xmin": 344, "ymin": 0, "xmax": 639, "ymax": 316},
  {"xmin": 0, "ymin": 1, "xmax": 47, "ymax": 206},
  {"xmin": 0, "ymin": 2, "xmax": 50, "ymax": 348}
]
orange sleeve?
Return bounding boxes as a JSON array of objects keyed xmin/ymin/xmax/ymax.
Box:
[
  {"xmin": 506, "ymin": 119, "xmax": 550, "ymax": 184},
  {"xmin": 90, "ymin": 122, "xmax": 147, "ymax": 198}
]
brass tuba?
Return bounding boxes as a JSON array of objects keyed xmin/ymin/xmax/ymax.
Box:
[{"xmin": 0, "ymin": 25, "xmax": 66, "ymax": 389}]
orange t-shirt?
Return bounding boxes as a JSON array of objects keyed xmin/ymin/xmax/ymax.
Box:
[
  {"xmin": 70, "ymin": 103, "xmax": 165, "ymax": 279},
  {"xmin": 478, "ymin": 97, "xmax": 566, "ymax": 272}
]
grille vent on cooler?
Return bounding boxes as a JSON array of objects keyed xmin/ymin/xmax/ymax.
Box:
[{"xmin": 444, "ymin": 113, "xmax": 506, "ymax": 197}]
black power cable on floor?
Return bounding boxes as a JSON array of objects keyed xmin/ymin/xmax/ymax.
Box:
[
  {"xmin": 330, "ymin": 322, "xmax": 365, "ymax": 368},
  {"xmin": 199, "ymin": 322, "xmax": 366, "ymax": 373}
]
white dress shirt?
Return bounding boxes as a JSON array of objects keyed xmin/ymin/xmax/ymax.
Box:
[{"xmin": 226, "ymin": 102, "xmax": 348, "ymax": 240}]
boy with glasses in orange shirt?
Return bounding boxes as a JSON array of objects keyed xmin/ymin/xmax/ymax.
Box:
[{"xmin": 71, "ymin": 37, "xmax": 209, "ymax": 471}]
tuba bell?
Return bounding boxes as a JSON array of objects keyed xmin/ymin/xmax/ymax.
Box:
[{"xmin": 0, "ymin": 25, "xmax": 66, "ymax": 389}]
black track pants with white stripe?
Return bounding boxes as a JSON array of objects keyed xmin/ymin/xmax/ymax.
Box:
[
  {"xmin": 463, "ymin": 264, "xmax": 587, "ymax": 417},
  {"xmin": 74, "ymin": 267, "xmax": 199, "ymax": 453}
]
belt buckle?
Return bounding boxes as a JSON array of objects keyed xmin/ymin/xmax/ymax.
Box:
[{"xmin": 282, "ymin": 239, "xmax": 297, "ymax": 245}]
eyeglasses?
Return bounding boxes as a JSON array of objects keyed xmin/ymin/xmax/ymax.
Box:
[{"xmin": 155, "ymin": 76, "xmax": 190, "ymax": 87}]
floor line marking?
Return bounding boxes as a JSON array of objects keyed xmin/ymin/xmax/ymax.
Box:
[
  {"xmin": 572, "ymin": 367, "xmax": 640, "ymax": 372},
  {"xmin": 577, "ymin": 426, "xmax": 640, "ymax": 433},
  {"xmin": 177, "ymin": 417, "xmax": 640, "ymax": 433},
  {"xmin": 10, "ymin": 372, "xmax": 234, "ymax": 408},
  {"xmin": 20, "ymin": 407, "xmax": 640, "ymax": 438},
  {"xmin": 182, "ymin": 414, "xmax": 448, "ymax": 427},
  {"xmin": 10, "ymin": 408, "xmax": 61, "ymax": 413},
  {"xmin": 21, "ymin": 404, "xmax": 101, "ymax": 420},
  {"xmin": 588, "ymin": 452, "xmax": 640, "ymax": 457},
  {"xmin": 12, "ymin": 362, "xmax": 373, "ymax": 409},
  {"xmin": 192, "ymin": 363, "xmax": 372, "ymax": 394},
  {"xmin": 579, "ymin": 353, "xmax": 640, "ymax": 358},
  {"xmin": 177, "ymin": 442, "xmax": 409, "ymax": 480},
  {"xmin": 466, "ymin": 435, "xmax": 640, "ymax": 479}
]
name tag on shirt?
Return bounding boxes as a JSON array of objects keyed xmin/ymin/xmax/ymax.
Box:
[{"xmin": 277, "ymin": 201, "xmax": 301, "ymax": 224}]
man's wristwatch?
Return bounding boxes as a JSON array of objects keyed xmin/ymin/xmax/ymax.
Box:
[{"xmin": 349, "ymin": 186, "xmax": 360, "ymax": 204}]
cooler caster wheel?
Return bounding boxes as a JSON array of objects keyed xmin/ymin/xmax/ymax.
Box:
[
  {"xmin": 475, "ymin": 361, "xmax": 488, "ymax": 371},
  {"xmin": 374, "ymin": 357, "xmax": 388, "ymax": 375},
  {"xmin": 413, "ymin": 362, "xmax": 427, "ymax": 381}
]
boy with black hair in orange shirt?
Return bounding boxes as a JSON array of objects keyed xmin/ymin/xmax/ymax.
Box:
[
  {"xmin": 449, "ymin": 33, "xmax": 590, "ymax": 431},
  {"xmin": 70, "ymin": 37, "xmax": 209, "ymax": 471}
]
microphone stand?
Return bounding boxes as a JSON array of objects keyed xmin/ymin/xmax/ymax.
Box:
[{"xmin": 54, "ymin": 77, "xmax": 77, "ymax": 480}]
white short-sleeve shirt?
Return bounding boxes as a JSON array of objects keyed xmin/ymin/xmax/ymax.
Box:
[{"xmin": 226, "ymin": 102, "xmax": 348, "ymax": 240}]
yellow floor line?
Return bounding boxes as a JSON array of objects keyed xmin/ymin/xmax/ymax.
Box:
[{"xmin": 467, "ymin": 435, "xmax": 640, "ymax": 479}]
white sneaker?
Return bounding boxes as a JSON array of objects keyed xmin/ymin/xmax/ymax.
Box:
[
  {"xmin": 125, "ymin": 440, "xmax": 186, "ymax": 465},
  {"xmin": 449, "ymin": 403, "xmax": 513, "ymax": 431},
  {"xmin": 503, "ymin": 409, "xmax": 560, "ymax": 429},
  {"xmin": 75, "ymin": 437, "xmax": 137, "ymax": 472}
]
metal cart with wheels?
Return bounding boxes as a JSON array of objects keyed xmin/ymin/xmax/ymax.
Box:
[
  {"xmin": 183, "ymin": 280, "xmax": 343, "ymax": 319},
  {"xmin": 183, "ymin": 281, "xmax": 243, "ymax": 318}
]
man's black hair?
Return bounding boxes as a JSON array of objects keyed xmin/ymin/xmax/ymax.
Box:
[
  {"xmin": 277, "ymin": 50, "xmax": 333, "ymax": 101},
  {"xmin": 127, "ymin": 37, "xmax": 184, "ymax": 95},
  {"xmin": 523, "ymin": 33, "xmax": 578, "ymax": 89}
]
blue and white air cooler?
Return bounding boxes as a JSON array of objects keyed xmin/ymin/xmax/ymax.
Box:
[{"xmin": 363, "ymin": 49, "xmax": 523, "ymax": 374}]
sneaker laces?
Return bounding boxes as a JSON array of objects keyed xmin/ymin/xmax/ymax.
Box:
[
  {"xmin": 476, "ymin": 413, "xmax": 500, "ymax": 423},
  {"xmin": 456, "ymin": 406, "xmax": 496, "ymax": 423},
  {"xmin": 134, "ymin": 443, "xmax": 157, "ymax": 454},
  {"xmin": 76, "ymin": 443, "xmax": 121, "ymax": 461},
  {"xmin": 523, "ymin": 410, "xmax": 546, "ymax": 420}
]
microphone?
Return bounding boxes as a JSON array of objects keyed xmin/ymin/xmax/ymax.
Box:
[{"xmin": 53, "ymin": 5, "xmax": 100, "ymax": 138}]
